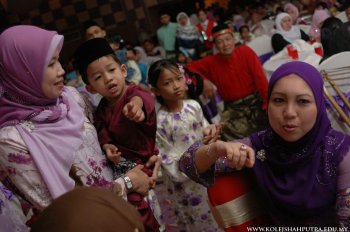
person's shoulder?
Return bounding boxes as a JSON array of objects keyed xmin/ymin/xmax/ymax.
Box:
[
  {"xmin": 184, "ymin": 99, "xmax": 202, "ymax": 111},
  {"xmin": 65, "ymin": 86, "xmax": 95, "ymax": 112},
  {"xmin": 65, "ymin": 86, "xmax": 78, "ymax": 95},
  {"xmin": 127, "ymin": 84, "xmax": 154, "ymax": 100},
  {"xmin": 272, "ymin": 33, "xmax": 283, "ymax": 39},
  {"xmin": 170, "ymin": 22, "xmax": 178, "ymax": 27},
  {"xmin": 65, "ymin": 86, "xmax": 85, "ymax": 104},
  {"xmin": 127, "ymin": 84, "xmax": 149, "ymax": 94},
  {"xmin": 0, "ymin": 124, "xmax": 25, "ymax": 148},
  {"xmin": 234, "ymin": 45, "xmax": 255, "ymax": 55}
]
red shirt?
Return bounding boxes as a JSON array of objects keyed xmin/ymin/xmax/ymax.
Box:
[
  {"xmin": 196, "ymin": 20, "xmax": 215, "ymax": 49},
  {"xmin": 95, "ymin": 84, "xmax": 158, "ymax": 166},
  {"xmin": 187, "ymin": 45, "xmax": 268, "ymax": 109}
]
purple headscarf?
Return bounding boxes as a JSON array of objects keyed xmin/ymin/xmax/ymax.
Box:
[
  {"xmin": 0, "ymin": 25, "xmax": 84, "ymax": 199},
  {"xmin": 250, "ymin": 61, "xmax": 350, "ymax": 223}
]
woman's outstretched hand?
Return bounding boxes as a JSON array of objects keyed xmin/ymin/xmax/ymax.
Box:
[{"xmin": 214, "ymin": 141, "xmax": 255, "ymax": 170}]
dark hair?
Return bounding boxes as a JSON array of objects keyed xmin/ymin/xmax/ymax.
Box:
[
  {"xmin": 148, "ymin": 59, "xmax": 177, "ymax": 105},
  {"xmin": 105, "ymin": 34, "xmax": 124, "ymax": 46},
  {"xmin": 159, "ymin": 9, "xmax": 171, "ymax": 17},
  {"xmin": 321, "ymin": 17, "xmax": 343, "ymax": 57},
  {"xmin": 196, "ymin": 8, "xmax": 207, "ymax": 15},
  {"xmin": 317, "ymin": 2, "xmax": 328, "ymax": 10},
  {"xmin": 328, "ymin": 25, "xmax": 350, "ymax": 55},
  {"xmin": 126, "ymin": 47, "xmax": 137, "ymax": 55},
  {"xmin": 343, "ymin": 2, "xmax": 350, "ymax": 11},
  {"xmin": 148, "ymin": 59, "xmax": 203, "ymax": 105},
  {"xmin": 82, "ymin": 20, "xmax": 101, "ymax": 32},
  {"xmin": 239, "ymin": 25, "xmax": 250, "ymax": 34}
]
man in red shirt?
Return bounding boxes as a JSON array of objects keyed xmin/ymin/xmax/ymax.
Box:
[{"xmin": 187, "ymin": 24, "xmax": 268, "ymax": 140}]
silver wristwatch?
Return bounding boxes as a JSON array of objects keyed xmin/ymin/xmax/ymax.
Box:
[{"xmin": 123, "ymin": 175, "xmax": 133, "ymax": 191}]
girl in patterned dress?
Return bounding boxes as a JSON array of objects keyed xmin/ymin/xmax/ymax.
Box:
[{"xmin": 148, "ymin": 59, "xmax": 221, "ymax": 232}]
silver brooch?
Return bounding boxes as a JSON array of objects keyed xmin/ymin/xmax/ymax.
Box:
[
  {"xmin": 21, "ymin": 120, "xmax": 35, "ymax": 132},
  {"xmin": 256, "ymin": 149, "xmax": 266, "ymax": 162}
]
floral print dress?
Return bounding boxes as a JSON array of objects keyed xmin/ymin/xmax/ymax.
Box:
[
  {"xmin": 0, "ymin": 87, "xmax": 116, "ymax": 225},
  {"xmin": 155, "ymin": 99, "xmax": 221, "ymax": 232}
]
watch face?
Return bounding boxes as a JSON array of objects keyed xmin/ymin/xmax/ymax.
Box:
[
  {"xmin": 124, "ymin": 176, "xmax": 133, "ymax": 190},
  {"xmin": 126, "ymin": 182, "xmax": 132, "ymax": 189}
]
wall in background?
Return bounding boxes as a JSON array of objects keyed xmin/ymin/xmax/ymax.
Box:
[{"xmin": 6, "ymin": 0, "xmax": 188, "ymax": 63}]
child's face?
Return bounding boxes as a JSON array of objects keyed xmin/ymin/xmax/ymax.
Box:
[
  {"xmin": 126, "ymin": 50, "xmax": 135, "ymax": 60},
  {"xmin": 109, "ymin": 42, "xmax": 120, "ymax": 51},
  {"xmin": 241, "ymin": 28, "xmax": 250, "ymax": 40},
  {"xmin": 155, "ymin": 68, "xmax": 186, "ymax": 103},
  {"xmin": 143, "ymin": 41, "xmax": 154, "ymax": 53},
  {"xmin": 86, "ymin": 56, "xmax": 127, "ymax": 104},
  {"xmin": 85, "ymin": 26, "xmax": 106, "ymax": 40},
  {"xmin": 198, "ymin": 10, "xmax": 207, "ymax": 22},
  {"xmin": 177, "ymin": 53, "xmax": 187, "ymax": 63}
]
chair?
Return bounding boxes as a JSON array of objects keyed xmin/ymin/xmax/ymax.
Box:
[
  {"xmin": 247, "ymin": 35, "xmax": 273, "ymax": 64},
  {"xmin": 318, "ymin": 52, "xmax": 350, "ymax": 132}
]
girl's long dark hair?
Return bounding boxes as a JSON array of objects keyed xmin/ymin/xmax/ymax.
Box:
[{"xmin": 148, "ymin": 59, "xmax": 203, "ymax": 105}]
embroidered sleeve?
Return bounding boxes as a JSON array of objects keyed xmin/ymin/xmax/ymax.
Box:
[
  {"xmin": 0, "ymin": 127, "xmax": 52, "ymax": 211},
  {"xmin": 179, "ymin": 141, "xmax": 215, "ymax": 187},
  {"xmin": 336, "ymin": 188, "xmax": 350, "ymax": 227},
  {"xmin": 179, "ymin": 141, "xmax": 237, "ymax": 187}
]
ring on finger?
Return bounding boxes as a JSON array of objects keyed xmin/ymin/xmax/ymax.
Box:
[{"xmin": 240, "ymin": 144, "xmax": 247, "ymax": 151}]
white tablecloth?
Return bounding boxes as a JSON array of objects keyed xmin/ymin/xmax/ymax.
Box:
[{"xmin": 263, "ymin": 40, "xmax": 322, "ymax": 79}]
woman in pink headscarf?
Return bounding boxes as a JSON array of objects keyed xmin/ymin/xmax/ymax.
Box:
[
  {"xmin": 0, "ymin": 25, "xmax": 159, "ymax": 229},
  {"xmin": 309, "ymin": 9, "xmax": 330, "ymax": 41},
  {"xmin": 284, "ymin": 3, "xmax": 300, "ymax": 25}
]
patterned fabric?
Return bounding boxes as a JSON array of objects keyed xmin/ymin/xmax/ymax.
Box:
[
  {"xmin": 0, "ymin": 87, "xmax": 114, "ymax": 217},
  {"xmin": 221, "ymin": 93, "xmax": 268, "ymax": 140},
  {"xmin": 155, "ymin": 100, "xmax": 221, "ymax": 231},
  {"xmin": 0, "ymin": 183, "xmax": 28, "ymax": 232},
  {"xmin": 337, "ymin": 188, "xmax": 350, "ymax": 228}
]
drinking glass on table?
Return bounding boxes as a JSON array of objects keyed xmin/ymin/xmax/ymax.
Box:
[{"xmin": 287, "ymin": 44, "xmax": 298, "ymax": 60}]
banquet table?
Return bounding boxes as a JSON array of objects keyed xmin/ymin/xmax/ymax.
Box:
[{"xmin": 263, "ymin": 39, "xmax": 323, "ymax": 79}]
